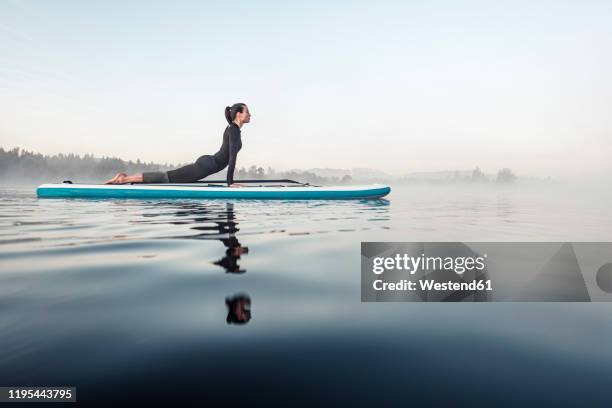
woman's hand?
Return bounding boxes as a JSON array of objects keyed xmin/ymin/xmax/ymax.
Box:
[{"xmin": 229, "ymin": 183, "xmax": 246, "ymax": 188}]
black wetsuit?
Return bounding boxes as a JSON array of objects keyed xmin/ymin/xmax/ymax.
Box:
[{"xmin": 143, "ymin": 122, "xmax": 242, "ymax": 185}]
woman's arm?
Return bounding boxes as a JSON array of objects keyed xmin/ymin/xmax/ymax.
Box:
[{"xmin": 226, "ymin": 128, "xmax": 241, "ymax": 185}]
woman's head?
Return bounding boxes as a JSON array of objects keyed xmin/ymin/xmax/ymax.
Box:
[{"xmin": 224, "ymin": 103, "xmax": 251, "ymax": 125}]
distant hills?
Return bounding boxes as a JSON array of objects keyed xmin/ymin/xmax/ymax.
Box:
[
  {"xmin": 299, "ymin": 167, "xmax": 392, "ymax": 180},
  {"xmin": 303, "ymin": 168, "xmax": 528, "ymax": 184}
]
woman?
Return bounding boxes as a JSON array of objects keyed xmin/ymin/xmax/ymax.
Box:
[{"xmin": 105, "ymin": 103, "xmax": 250, "ymax": 187}]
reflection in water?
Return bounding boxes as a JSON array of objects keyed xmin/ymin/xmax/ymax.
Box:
[
  {"xmin": 134, "ymin": 199, "xmax": 390, "ymax": 323},
  {"xmin": 133, "ymin": 199, "xmax": 389, "ymax": 325},
  {"xmin": 123, "ymin": 199, "xmax": 389, "ymax": 325},
  {"xmin": 225, "ymin": 293, "xmax": 252, "ymax": 325},
  {"xmin": 140, "ymin": 202, "xmax": 250, "ymax": 273},
  {"xmin": 139, "ymin": 202, "xmax": 253, "ymax": 323},
  {"xmin": 136, "ymin": 199, "xmax": 390, "ymax": 275},
  {"xmin": 214, "ymin": 236, "xmax": 249, "ymax": 274}
]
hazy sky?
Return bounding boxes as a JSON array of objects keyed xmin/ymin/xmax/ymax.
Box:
[{"xmin": 1, "ymin": 0, "xmax": 610, "ymax": 178}]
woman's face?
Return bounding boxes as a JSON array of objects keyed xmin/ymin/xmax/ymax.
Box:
[{"xmin": 238, "ymin": 105, "xmax": 251, "ymax": 123}]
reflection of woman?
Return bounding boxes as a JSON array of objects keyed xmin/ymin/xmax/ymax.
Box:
[
  {"xmin": 140, "ymin": 201, "xmax": 250, "ymax": 273},
  {"xmin": 214, "ymin": 236, "xmax": 249, "ymax": 274},
  {"xmin": 225, "ymin": 294, "xmax": 251, "ymax": 325},
  {"xmin": 105, "ymin": 103, "xmax": 251, "ymax": 187}
]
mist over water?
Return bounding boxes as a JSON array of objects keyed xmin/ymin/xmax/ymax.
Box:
[{"xmin": 1, "ymin": 183, "xmax": 611, "ymax": 405}]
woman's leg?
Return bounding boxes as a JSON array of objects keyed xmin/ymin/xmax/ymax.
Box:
[
  {"xmin": 105, "ymin": 155, "xmax": 219, "ymax": 184},
  {"xmin": 105, "ymin": 171, "xmax": 169, "ymax": 184},
  {"xmin": 104, "ymin": 172, "xmax": 144, "ymax": 184},
  {"xmin": 142, "ymin": 171, "xmax": 170, "ymax": 183},
  {"xmin": 167, "ymin": 156, "xmax": 219, "ymax": 183},
  {"xmin": 166, "ymin": 163, "xmax": 205, "ymax": 183},
  {"xmin": 104, "ymin": 172, "xmax": 126, "ymax": 184}
]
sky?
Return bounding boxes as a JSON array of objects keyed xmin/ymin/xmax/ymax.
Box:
[{"xmin": 1, "ymin": 0, "xmax": 611, "ymax": 179}]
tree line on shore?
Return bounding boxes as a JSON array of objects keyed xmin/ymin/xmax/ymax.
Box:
[
  {"xmin": 0, "ymin": 147, "xmax": 350, "ymax": 184},
  {"xmin": 0, "ymin": 147, "xmax": 517, "ymax": 184}
]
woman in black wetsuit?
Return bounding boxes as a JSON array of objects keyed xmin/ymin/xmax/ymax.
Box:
[{"xmin": 105, "ymin": 103, "xmax": 250, "ymax": 187}]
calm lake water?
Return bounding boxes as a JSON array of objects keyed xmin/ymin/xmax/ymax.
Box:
[{"xmin": 1, "ymin": 182, "xmax": 611, "ymax": 406}]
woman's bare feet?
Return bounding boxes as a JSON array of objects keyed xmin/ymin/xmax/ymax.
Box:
[{"xmin": 104, "ymin": 172, "xmax": 128, "ymax": 184}]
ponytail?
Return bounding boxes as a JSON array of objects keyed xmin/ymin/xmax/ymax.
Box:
[{"xmin": 224, "ymin": 103, "xmax": 246, "ymax": 124}]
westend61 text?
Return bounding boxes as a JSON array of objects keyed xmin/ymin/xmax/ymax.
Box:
[{"xmin": 373, "ymin": 279, "xmax": 493, "ymax": 291}]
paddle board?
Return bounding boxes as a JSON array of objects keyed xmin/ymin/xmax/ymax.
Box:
[{"xmin": 36, "ymin": 182, "xmax": 391, "ymax": 200}]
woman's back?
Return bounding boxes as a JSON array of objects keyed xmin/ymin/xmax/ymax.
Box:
[{"xmin": 213, "ymin": 122, "xmax": 242, "ymax": 166}]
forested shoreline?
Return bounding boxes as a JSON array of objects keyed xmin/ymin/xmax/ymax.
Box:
[
  {"xmin": 0, "ymin": 147, "xmax": 350, "ymax": 184},
  {"xmin": 1, "ymin": 147, "xmax": 523, "ymax": 185}
]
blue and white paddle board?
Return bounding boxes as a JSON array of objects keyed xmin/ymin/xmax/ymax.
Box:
[{"xmin": 36, "ymin": 183, "xmax": 391, "ymax": 200}]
